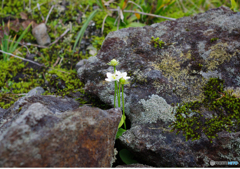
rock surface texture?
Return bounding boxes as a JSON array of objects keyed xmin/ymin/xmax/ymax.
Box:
[
  {"xmin": 77, "ymin": 6, "xmax": 240, "ymax": 167},
  {"xmin": 0, "ymin": 88, "xmax": 122, "ymax": 167}
]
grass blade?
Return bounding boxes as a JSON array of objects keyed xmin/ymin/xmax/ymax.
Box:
[
  {"xmin": 72, "ymin": 9, "xmax": 99, "ymax": 54},
  {"xmin": 2, "ymin": 34, "xmax": 8, "ymax": 61},
  {"xmin": 10, "ymin": 21, "xmax": 32, "ymax": 53},
  {"xmin": 96, "ymin": 0, "xmax": 104, "ymax": 10},
  {"xmin": 9, "ymin": 34, "xmax": 17, "ymax": 51}
]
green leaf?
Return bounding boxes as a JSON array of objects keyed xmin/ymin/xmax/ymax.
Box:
[
  {"xmin": 127, "ymin": 15, "xmax": 138, "ymax": 23},
  {"xmin": 96, "ymin": 0, "xmax": 104, "ymax": 10},
  {"xmin": 118, "ymin": 114, "xmax": 126, "ymax": 128},
  {"xmin": 106, "ymin": 16, "xmax": 116, "ymax": 24},
  {"xmin": 116, "ymin": 128, "xmax": 126, "ymax": 139},
  {"xmin": 119, "ymin": 149, "xmax": 138, "ymax": 164},
  {"xmin": 9, "ymin": 34, "xmax": 17, "ymax": 52},
  {"xmin": 125, "ymin": 22, "xmax": 145, "ymax": 28},
  {"xmin": 72, "ymin": 9, "xmax": 100, "ymax": 54},
  {"xmin": 231, "ymin": 0, "xmax": 239, "ymax": 12}
]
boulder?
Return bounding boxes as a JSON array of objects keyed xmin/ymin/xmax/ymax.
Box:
[
  {"xmin": 119, "ymin": 123, "xmax": 240, "ymax": 167},
  {"xmin": 76, "ymin": 6, "xmax": 240, "ymax": 167},
  {"xmin": 0, "ymin": 88, "xmax": 122, "ymax": 167}
]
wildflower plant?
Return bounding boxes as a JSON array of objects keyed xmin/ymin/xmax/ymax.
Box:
[{"xmin": 106, "ymin": 59, "xmax": 130, "ymax": 131}]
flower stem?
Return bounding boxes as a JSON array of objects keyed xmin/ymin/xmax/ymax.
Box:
[
  {"xmin": 118, "ymin": 82, "xmax": 121, "ymax": 107},
  {"xmin": 122, "ymin": 85, "xmax": 126, "ymax": 129},
  {"xmin": 114, "ymin": 81, "xmax": 117, "ymax": 108},
  {"xmin": 114, "ymin": 66, "xmax": 116, "ymax": 108}
]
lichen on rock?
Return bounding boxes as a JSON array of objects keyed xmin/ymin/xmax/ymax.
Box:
[{"xmin": 138, "ymin": 94, "xmax": 176, "ymax": 125}]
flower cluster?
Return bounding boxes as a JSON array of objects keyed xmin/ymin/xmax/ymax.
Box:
[
  {"xmin": 105, "ymin": 59, "xmax": 130, "ymax": 130},
  {"xmin": 105, "ymin": 70, "xmax": 130, "ymax": 84}
]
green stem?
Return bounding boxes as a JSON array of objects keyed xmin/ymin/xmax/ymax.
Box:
[
  {"xmin": 114, "ymin": 81, "xmax": 118, "ymax": 108},
  {"xmin": 122, "ymin": 85, "xmax": 126, "ymax": 129},
  {"xmin": 118, "ymin": 82, "xmax": 121, "ymax": 107},
  {"xmin": 114, "ymin": 66, "xmax": 116, "ymax": 108}
]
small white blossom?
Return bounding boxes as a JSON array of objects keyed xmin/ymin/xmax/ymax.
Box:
[
  {"xmin": 105, "ymin": 71, "xmax": 121, "ymax": 82},
  {"xmin": 117, "ymin": 71, "xmax": 130, "ymax": 80}
]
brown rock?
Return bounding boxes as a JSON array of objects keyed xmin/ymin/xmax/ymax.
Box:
[{"xmin": 0, "ymin": 94, "xmax": 121, "ymax": 167}]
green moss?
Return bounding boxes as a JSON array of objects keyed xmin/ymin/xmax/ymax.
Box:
[
  {"xmin": 42, "ymin": 67, "xmax": 85, "ymax": 98},
  {"xmin": 91, "ymin": 36, "xmax": 105, "ymax": 51},
  {"xmin": 37, "ymin": 42, "xmax": 82, "ymax": 70},
  {"xmin": 91, "ymin": 11, "xmax": 113, "ymax": 36},
  {"xmin": 0, "ymin": 58, "xmax": 45, "ymax": 109},
  {"xmin": 1, "ymin": 0, "xmax": 58, "ymax": 23},
  {"xmin": 150, "ymin": 36, "xmax": 165, "ymax": 48},
  {"xmin": 2, "ymin": 0, "xmax": 26, "ymax": 17},
  {"xmin": 210, "ymin": 37, "xmax": 219, "ymax": 43},
  {"xmin": 0, "ymin": 58, "xmax": 25, "ymax": 87},
  {"xmin": 0, "ymin": 56, "xmax": 86, "ymax": 109},
  {"xmin": 0, "ymin": 67, "xmax": 86, "ymax": 109},
  {"xmin": 78, "ymin": 52, "xmax": 90, "ymax": 60},
  {"xmin": 170, "ymin": 78, "xmax": 240, "ymax": 143}
]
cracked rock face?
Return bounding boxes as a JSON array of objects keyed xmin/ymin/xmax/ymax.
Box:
[
  {"xmin": 77, "ymin": 6, "xmax": 240, "ymax": 167},
  {"xmin": 0, "ymin": 89, "xmax": 122, "ymax": 167}
]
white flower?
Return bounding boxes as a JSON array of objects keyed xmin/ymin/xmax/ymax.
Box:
[
  {"xmin": 117, "ymin": 71, "xmax": 130, "ymax": 80},
  {"xmin": 105, "ymin": 71, "xmax": 121, "ymax": 82},
  {"xmin": 105, "ymin": 70, "xmax": 130, "ymax": 83}
]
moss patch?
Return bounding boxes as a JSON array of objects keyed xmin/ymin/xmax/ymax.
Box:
[
  {"xmin": 150, "ymin": 36, "xmax": 165, "ymax": 48},
  {"xmin": 43, "ymin": 67, "xmax": 85, "ymax": 97},
  {"xmin": 0, "ymin": 57, "xmax": 47, "ymax": 109},
  {"xmin": 210, "ymin": 37, "xmax": 219, "ymax": 43},
  {"xmin": 170, "ymin": 78, "xmax": 240, "ymax": 143}
]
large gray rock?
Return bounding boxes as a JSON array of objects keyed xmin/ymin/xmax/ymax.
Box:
[
  {"xmin": 119, "ymin": 123, "xmax": 240, "ymax": 167},
  {"xmin": 0, "ymin": 94, "xmax": 121, "ymax": 167},
  {"xmin": 76, "ymin": 6, "xmax": 240, "ymax": 167}
]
